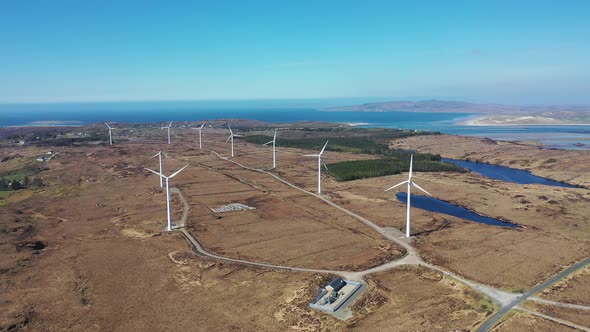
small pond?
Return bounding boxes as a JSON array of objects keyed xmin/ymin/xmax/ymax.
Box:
[{"xmin": 396, "ymin": 192, "xmax": 519, "ymax": 228}]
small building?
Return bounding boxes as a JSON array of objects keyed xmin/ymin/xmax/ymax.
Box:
[
  {"xmin": 309, "ymin": 278, "xmax": 363, "ymax": 314},
  {"xmin": 326, "ymin": 278, "xmax": 347, "ymax": 293}
]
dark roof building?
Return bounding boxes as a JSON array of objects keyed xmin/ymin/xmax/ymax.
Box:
[{"xmin": 327, "ymin": 278, "xmax": 347, "ymax": 293}]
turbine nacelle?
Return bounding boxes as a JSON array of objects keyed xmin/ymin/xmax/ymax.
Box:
[
  {"xmin": 144, "ymin": 164, "xmax": 189, "ymax": 231},
  {"xmin": 145, "ymin": 164, "xmax": 188, "ymax": 180},
  {"xmin": 150, "ymin": 151, "xmax": 164, "ymax": 187},
  {"xmin": 304, "ymin": 140, "xmax": 329, "ymax": 194},
  {"xmin": 105, "ymin": 123, "xmax": 115, "ymax": 145},
  {"xmin": 161, "ymin": 122, "xmax": 173, "ymax": 144},
  {"xmin": 263, "ymin": 129, "xmax": 278, "ymax": 145},
  {"xmin": 263, "ymin": 129, "xmax": 278, "ymax": 168},
  {"xmin": 192, "ymin": 122, "xmax": 206, "ymax": 148},
  {"xmin": 384, "ymin": 154, "xmax": 433, "ymax": 238},
  {"xmin": 226, "ymin": 124, "xmax": 241, "ymax": 157}
]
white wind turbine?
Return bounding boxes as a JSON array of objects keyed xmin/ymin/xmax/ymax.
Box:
[
  {"xmin": 104, "ymin": 123, "xmax": 114, "ymax": 145},
  {"xmin": 196, "ymin": 122, "xmax": 205, "ymax": 149},
  {"xmin": 226, "ymin": 124, "xmax": 241, "ymax": 158},
  {"xmin": 385, "ymin": 155, "xmax": 432, "ymax": 238},
  {"xmin": 150, "ymin": 151, "xmax": 164, "ymax": 187},
  {"xmin": 263, "ymin": 129, "xmax": 278, "ymax": 169},
  {"xmin": 161, "ymin": 122, "xmax": 173, "ymax": 144},
  {"xmin": 304, "ymin": 141, "xmax": 329, "ymax": 194},
  {"xmin": 145, "ymin": 164, "xmax": 188, "ymax": 231}
]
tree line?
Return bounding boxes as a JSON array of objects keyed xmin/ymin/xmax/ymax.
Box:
[{"xmin": 325, "ymin": 158, "xmax": 467, "ymax": 182}]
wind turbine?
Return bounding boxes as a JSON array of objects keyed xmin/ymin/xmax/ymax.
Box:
[
  {"xmin": 104, "ymin": 123, "xmax": 114, "ymax": 145},
  {"xmin": 385, "ymin": 155, "xmax": 432, "ymax": 238},
  {"xmin": 263, "ymin": 129, "xmax": 278, "ymax": 168},
  {"xmin": 144, "ymin": 164, "xmax": 188, "ymax": 231},
  {"xmin": 150, "ymin": 151, "xmax": 164, "ymax": 187},
  {"xmin": 226, "ymin": 124, "xmax": 241, "ymax": 157},
  {"xmin": 304, "ymin": 141, "xmax": 329, "ymax": 194},
  {"xmin": 162, "ymin": 122, "xmax": 173, "ymax": 144},
  {"xmin": 196, "ymin": 122, "xmax": 205, "ymax": 149}
]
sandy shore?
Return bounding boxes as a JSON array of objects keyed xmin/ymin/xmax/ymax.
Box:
[{"xmin": 458, "ymin": 115, "xmax": 590, "ymax": 126}]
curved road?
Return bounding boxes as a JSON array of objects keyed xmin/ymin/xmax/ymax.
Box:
[{"xmin": 163, "ymin": 148, "xmax": 590, "ymax": 331}]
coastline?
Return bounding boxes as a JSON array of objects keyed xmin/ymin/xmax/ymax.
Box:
[{"xmin": 457, "ymin": 116, "xmax": 590, "ymax": 126}]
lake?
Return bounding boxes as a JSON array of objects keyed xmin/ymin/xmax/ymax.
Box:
[
  {"xmin": 395, "ymin": 192, "xmax": 519, "ymax": 228},
  {"xmin": 441, "ymin": 158, "xmax": 577, "ymax": 188}
]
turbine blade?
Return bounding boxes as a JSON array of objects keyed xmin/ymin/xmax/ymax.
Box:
[
  {"xmin": 384, "ymin": 180, "xmax": 408, "ymax": 192},
  {"xmin": 303, "ymin": 154, "xmax": 319, "ymax": 157},
  {"xmin": 409, "ymin": 154, "xmax": 414, "ymax": 179},
  {"xmin": 168, "ymin": 121, "xmax": 173, "ymax": 127},
  {"xmin": 273, "ymin": 129, "xmax": 277, "ymax": 140},
  {"xmin": 319, "ymin": 141, "xmax": 329, "ymax": 155},
  {"xmin": 150, "ymin": 152, "xmax": 160, "ymax": 159},
  {"xmin": 200, "ymin": 122, "xmax": 205, "ymax": 129},
  {"xmin": 169, "ymin": 165, "xmax": 189, "ymax": 178},
  {"xmin": 263, "ymin": 141, "xmax": 273, "ymax": 145},
  {"xmin": 225, "ymin": 135, "xmax": 232, "ymax": 143},
  {"xmin": 323, "ymin": 163, "xmax": 329, "ymax": 170},
  {"xmin": 105, "ymin": 123, "xmax": 111, "ymax": 129},
  {"xmin": 145, "ymin": 167, "xmax": 164, "ymax": 178},
  {"xmin": 412, "ymin": 182, "xmax": 432, "ymax": 196}
]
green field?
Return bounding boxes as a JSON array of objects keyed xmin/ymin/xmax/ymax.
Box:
[{"xmin": 0, "ymin": 162, "xmax": 46, "ymax": 190}]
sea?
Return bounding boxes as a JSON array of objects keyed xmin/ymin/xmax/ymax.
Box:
[{"xmin": 0, "ymin": 100, "xmax": 588, "ymax": 150}]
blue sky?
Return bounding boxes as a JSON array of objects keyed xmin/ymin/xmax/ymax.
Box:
[{"xmin": 1, "ymin": 1, "xmax": 589, "ymax": 104}]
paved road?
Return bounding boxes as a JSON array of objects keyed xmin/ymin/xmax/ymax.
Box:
[
  {"xmin": 477, "ymin": 257, "xmax": 590, "ymax": 332},
  {"xmin": 164, "ymin": 149, "xmax": 589, "ymax": 330}
]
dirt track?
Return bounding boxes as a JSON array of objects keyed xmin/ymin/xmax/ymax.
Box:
[
  {"xmin": 1, "ymin": 127, "xmax": 588, "ymax": 331},
  {"xmin": 166, "ymin": 146, "xmax": 589, "ymax": 331}
]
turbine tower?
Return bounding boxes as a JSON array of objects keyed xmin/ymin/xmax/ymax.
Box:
[
  {"xmin": 144, "ymin": 164, "xmax": 188, "ymax": 231},
  {"xmin": 162, "ymin": 122, "xmax": 173, "ymax": 144},
  {"xmin": 263, "ymin": 129, "xmax": 278, "ymax": 168},
  {"xmin": 304, "ymin": 141, "xmax": 329, "ymax": 194},
  {"xmin": 197, "ymin": 122, "xmax": 205, "ymax": 149},
  {"xmin": 385, "ymin": 155, "xmax": 432, "ymax": 238},
  {"xmin": 150, "ymin": 151, "xmax": 164, "ymax": 187},
  {"xmin": 225, "ymin": 124, "xmax": 241, "ymax": 157},
  {"xmin": 104, "ymin": 123, "xmax": 114, "ymax": 145}
]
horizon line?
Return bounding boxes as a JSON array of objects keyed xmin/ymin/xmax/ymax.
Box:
[{"xmin": 1, "ymin": 96, "xmax": 590, "ymax": 107}]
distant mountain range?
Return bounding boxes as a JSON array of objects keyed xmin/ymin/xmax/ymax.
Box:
[
  {"xmin": 325, "ymin": 99, "xmax": 590, "ymax": 125},
  {"xmin": 325, "ymin": 99, "xmax": 589, "ymax": 114}
]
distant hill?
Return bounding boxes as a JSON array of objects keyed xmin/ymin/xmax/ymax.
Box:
[
  {"xmin": 324, "ymin": 99, "xmax": 590, "ymax": 125},
  {"xmin": 324, "ymin": 99, "xmax": 590, "ymax": 115}
]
